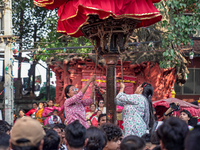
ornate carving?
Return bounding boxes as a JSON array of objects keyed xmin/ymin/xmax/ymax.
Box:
[{"xmin": 81, "ymin": 16, "xmax": 138, "ymax": 55}]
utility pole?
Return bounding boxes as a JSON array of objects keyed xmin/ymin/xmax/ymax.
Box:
[{"xmin": 4, "ymin": 0, "xmax": 14, "ymax": 125}]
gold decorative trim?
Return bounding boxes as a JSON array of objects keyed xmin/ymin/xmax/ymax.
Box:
[
  {"xmin": 58, "ymin": 13, "xmax": 161, "ymax": 36},
  {"xmin": 81, "ymin": 79, "xmax": 135, "ymax": 83},
  {"xmin": 34, "ymin": 0, "xmax": 54, "ymax": 7},
  {"xmin": 61, "ymin": 4, "xmax": 161, "ymax": 21}
]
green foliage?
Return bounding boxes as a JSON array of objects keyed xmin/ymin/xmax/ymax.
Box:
[
  {"xmin": 39, "ymin": 85, "xmax": 56, "ymax": 101},
  {"xmin": 34, "ymin": 12, "xmax": 92, "ymax": 61},
  {"xmin": 12, "ymin": 0, "xmax": 50, "ymax": 49},
  {"xmin": 155, "ymin": 0, "xmax": 200, "ymax": 68}
]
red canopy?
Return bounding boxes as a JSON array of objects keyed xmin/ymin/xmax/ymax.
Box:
[
  {"xmin": 34, "ymin": 0, "xmax": 67, "ymax": 10},
  {"xmin": 34, "ymin": 0, "xmax": 162, "ymax": 37},
  {"xmin": 153, "ymin": 98, "xmax": 200, "ymax": 120}
]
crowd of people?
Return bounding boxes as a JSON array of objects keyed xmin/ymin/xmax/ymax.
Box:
[{"xmin": 1, "ymin": 74, "xmax": 200, "ymax": 150}]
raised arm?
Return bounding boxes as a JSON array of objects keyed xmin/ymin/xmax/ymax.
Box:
[
  {"xmin": 81, "ymin": 75, "xmax": 96, "ymax": 94},
  {"xmin": 82, "ymin": 82, "xmax": 95, "ymax": 107},
  {"xmin": 115, "ymin": 82, "xmax": 141, "ymax": 106}
]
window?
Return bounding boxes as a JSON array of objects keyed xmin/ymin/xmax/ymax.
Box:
[{"xmin": 175, "ymin": 68, "xmax": 200, "ymax": 95}]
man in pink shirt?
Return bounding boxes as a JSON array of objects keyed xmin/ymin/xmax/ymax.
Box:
[{"xmin": 64, "ymin": 75, "xmax": 96, "ymax": 128}]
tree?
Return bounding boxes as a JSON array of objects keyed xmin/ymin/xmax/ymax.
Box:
[{"xmin": 154, "ymin": 0, "xmax": 200, "ymax": 68}]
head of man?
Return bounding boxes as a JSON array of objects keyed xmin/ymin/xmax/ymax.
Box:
[
  {"xmin": 43, "ymin": 129, "xmax": 60, "ymax": 150},
  {"xmin": 157, "ymin": 117, "xmax": 188, "ymax": 150},
  {"xmin": 98, "ymin": 114, "xmax": 108, "ymax": 126},
  {"xmin": 32, "ymin": 102, "xmax": 38, "ymax": 109},
  {"xmin": 100, "ymin": 123, "xmax": 122, "ymax": 150},
  {"xmin": 0, "ymin": 132, "xmax": 10, "ymax": 150},
  {"xmin": 0, "ymin": 120, "xmax": 11, "ymax": 135},
  {"xmin": 120, "ymin": 135, "xmax": 145, "ymax": 150},
  {"xmin": 10, "ymin": 117, "xmax": 45, "ymax": 150},
  {"xmin": 185, "ymin": 125, "xmax": 200, "ymax": 150},
  {"xmin": 179, "ymin": 110, "xmax": 191, "ymax": 125},
  {"xmin": 53, "ymin": 125, "xmax": 62, "ymax": 138},
  {"xmin": 64, "ymin": 120, "xmax": 87, "ymax": 150},
  {"xmin": 85, "ymin": 127, "xmax": 107, "ymax": 150}
]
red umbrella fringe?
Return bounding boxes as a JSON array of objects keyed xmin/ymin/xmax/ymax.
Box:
[{"xmin": 34, "ymin": 0, "xmax": 162, "ymax": 37}]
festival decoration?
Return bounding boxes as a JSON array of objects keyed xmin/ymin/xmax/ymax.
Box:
[{"xmin": 34, "ymin": 0, "xmax": 162, "ymax": 37}]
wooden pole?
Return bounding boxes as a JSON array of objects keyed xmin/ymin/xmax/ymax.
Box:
[{"xmin": 103, "ymin": 54, "xmax": 118, "ymax": 124}]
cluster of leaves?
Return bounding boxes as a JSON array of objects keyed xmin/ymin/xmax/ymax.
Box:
[
  {"xmin": 154, "ymin": 0, "xmax": 200, "ymax": 68},
  {"xmin": 12, "ymin": 0, "xmax": 50, "ymax": 49},
  {"xmin": 34, "ymin": 12, "xmax": 92, "ymax": 61}
]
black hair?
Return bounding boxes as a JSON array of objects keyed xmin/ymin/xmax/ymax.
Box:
[
  {"xmin": 180, "ymin": 110, "xmax": 191, "ymax": 118},
  {"xmin": 52, "ymin": 123, "xmax": 66, "ymax": 132},
  {"xmin": 85, "ymin": 127, "xmax": 107, "ymax": 150},
  {"xmin": 180, "ymin": 110, "xmax": 195, "ymax": 126},
  {"xmin": 65, "ymin": 120, "xmax": 86, "ymax": 148},
  {"xmin": 98, "ymin": 100, "xmax": 104, "ymax": 107},
  {"xmin": 151, "ymin": 131, "xmax": 160, "ymax": 145},
  {"xmin": 141, "ymin": 133, "xmax": 151, "ymax": 143},
  {"xmin": 152, "ymin": 145, "xmax": 161, "ymax": 150},
  {"xmin": 43, "ymin": 129, "xmax": 60, "ymax": 150},
  {"xmin": 90, "ymin": 103, "xmax": 96, "ymax": 108},
  {"xmin": 98, "ymin": 114, "xmax": 108, "ymax": 123},
  {"xmin": 185, "ymin": 125, "xmax": 200, "ymax": 150},
  {"xmin": 38, "ymin": 102, "xmax": 44, "ymax": 105},
  {"xmin": 55, "ymin": 123, "xmax": 66, "ymax": 130},
  {"xmin": 52, "ymin": 109, "xmax": 58, "ymax": 113},
  {"xmin": 0, "ymin": 131, "xmax": 10, "ymax": 149},
  {"xmin": 100, "ymin": 123, "xmax": 122, "ymax": 142},
  {"xmin": 141, "ymin": 82, "xmax": 154, "ymax": 130},
  {"xmin": 0, "ymin": 120, "xmax": 11, "ymax": 133},
  {"xmin": 65, "ymin": 85, "xmax": 73, "ymax": 98},
  {"xmin": 86, "ymin": 119, "xmax": 92, "ymax": 126},
  {"xmin": 48, "ymin": 100, "xmax": 54, "ymax": 103},
  {"xmin": 157, "ymin": 117, "xmax": 188, "ymax": 150},
  {"xmin": 19, "ymin": 109, "xmax": 26, "ymax": 114},
  {"xmin": 32, "ymin": 102, "xmax": 38, "ymax": 106},
  {"xmin": 11, "ymin": 141, "xmax": 41, "ymax": 150},
  {"xmin": 120, "ymin": 135, "xmax": 145, "ymax": 150}
]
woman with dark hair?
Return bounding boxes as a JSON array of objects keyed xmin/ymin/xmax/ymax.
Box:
[
  {"xmin": 64, "ymin": 75, "xmax": 96, "ymax": 129},
  {"xmin": 85, "ymin": 127, "xmax": 107, "ymax": 150},
  {"xmin": 115, "ymin": 82, "xmax": 154, "ymax": 137}
]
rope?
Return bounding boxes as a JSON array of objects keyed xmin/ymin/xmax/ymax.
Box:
[
  {"xmin": 120, "ymin": 58, "xmax": 123, "ymax": 82},
  {"xmin": 93, "ymin": 48, "xmax": 98, "ymax": 105}
]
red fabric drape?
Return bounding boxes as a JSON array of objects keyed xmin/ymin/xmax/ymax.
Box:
[
  {"xmin": 34, "ymin": 0, "xmax": 162, "ymax": 37},
  {"xmin": 34, "ymin": 0, "xmax": 67, "ymax": 10}
]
